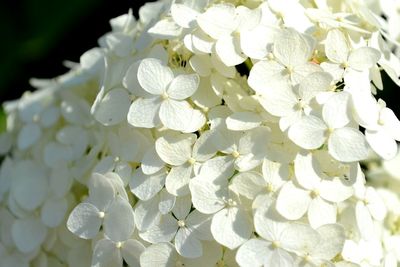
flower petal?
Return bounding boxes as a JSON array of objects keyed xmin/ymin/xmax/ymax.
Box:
[
  {"xmin": 328, "ymin": 127, "xmax": 369, "ymax": 162},
  {"xmin": 104, "ymin": 196, "xmax": 135, "ymax": 242},
  {"xmin": 127, "ymin": 97, "xmax": 162, "ymax": 128},
  {"xmin": 137, "ymin": 58, "xmax": 174, "ymax": 95},
  {"xmin": 288, "ymin": 115, "xmax": 327, "ymax": 150}
]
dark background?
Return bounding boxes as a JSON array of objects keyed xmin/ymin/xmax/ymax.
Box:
[{"xmin": 0, "ymin": 0, "xmax": 399, "ymax": 130}]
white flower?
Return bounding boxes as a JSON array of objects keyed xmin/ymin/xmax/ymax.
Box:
[
  {"xmin": 197, "ymin": 3, "xmax": 261, "ymax": 66},
  {"xmin": 189, "ymin": 175, "xmax": 252, "ymax": 249},
  {"xmin": 236, "ymin": 206, "xmax": 320, "ymax": 267},
  {"xmin": 67, "ymin": 173, "xmax": 135, "ymax": 242},
  {"xmin": 323, "ymin": 29, "xmax": 381, "ymax": 81},
  {"xmin": 288, "ymin": 92, "xmax": 369, "ymax": 162},
  {"xmin": 91, "ymin": 238, "xmax": 144, "ymax": 267},
  {"xmin": 256, "ymin": 71, "xmax": 333, "ymax": 130},
  {"xmin": 248, "ymin": 28, "xmax": 321, "ymax": 87},
  {"xmin": 155, "ymin": 133, "xmax": 215, "ymax": 196},
  {"xmin": 276, "ymin": 151, "xmax": 353, "ymax": 228},
  {"xmin": 127, "ymin": 58, "xmax": 205, "ymax": 132},
  {"xmin": 140, "ymin": 195, "xmax": 212, "ymax": 258},
  {"xmin": 362, "ymin": 99, "xmax": 400, "ymax": 160}
]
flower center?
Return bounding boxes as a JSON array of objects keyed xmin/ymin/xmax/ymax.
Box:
[
  {"xmin": 232, "ymin": 150, "xmax": 240, "ymax": 158},
  {"xmin": 187, "ymin": 157, "xmax": 196, "ymax": 165},
  {"xmin": 177, "ymin": 220, "xmax": 186, "ymax": 228}
]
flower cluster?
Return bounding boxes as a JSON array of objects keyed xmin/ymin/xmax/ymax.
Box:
[{"xmin": 1, "ymin": 0, "xmax": 400, "ymax": 266}]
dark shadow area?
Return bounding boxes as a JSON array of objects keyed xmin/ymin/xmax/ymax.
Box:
[{"xmin": 0, "ymin": 0, "xmax": 146, "ymax": 102}]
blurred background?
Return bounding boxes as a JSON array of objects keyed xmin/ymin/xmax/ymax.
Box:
[
  {"xmin": 0, "ymin": 0, "xmax": 146, "ymax": 131},
  {"xmin": 0, "ymin": 0, "xmax": 399, "ymax": 132}
]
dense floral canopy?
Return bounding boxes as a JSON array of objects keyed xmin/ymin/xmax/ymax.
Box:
[{"xmin": 1, "ymin": 0, "xmax": 400, "ymax": 266}]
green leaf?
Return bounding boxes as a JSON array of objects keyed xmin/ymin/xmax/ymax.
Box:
[{"xmin": 0, "ymin": 108, "xmax": 6, "ymax": 133}]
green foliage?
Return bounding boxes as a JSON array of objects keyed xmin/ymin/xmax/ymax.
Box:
[{"xmin": 0, "ymin": 108, "xmax": 5, "ymax": 133}]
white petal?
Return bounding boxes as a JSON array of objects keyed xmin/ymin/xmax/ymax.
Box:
[
  {"xmin": 248, "ymin": 60, "xmax": 286, "ymax": 94},
  {"xmin": 262, "ymin": 159, "xmax": 288, "ymax": 190},
  {"xmin": 66, "ymin": 202, "xmax": 102, "ymax": 239},
  {"xmin": 171, "ymin": 4, "xmax": 198, "ymax": 28},
  {"xmin": 191, "ymin": 77, "xmax": 221, "ymax": 108},
  {"xmin": 104, "ymin": 196, "xmax": 135, "ymax": 242},
  {"xmin": 140, "ymin": 243, "xmax": 177, "ymax": 267},
  {"xmin": 189, "ymin": 55, "xmax": 212, "ymax": 77},
  {"xmin": 231, "ymin": 171, "xmax": 265, "ymax": 199},
  {"xmin": 258, "ymin": 83, "xmax": 298, "ymax": 117},
  {"xmin": 41, "ymin": 197, "xmax": 68, "ymax": 228},
  {"xmin": 254, "ymin": 208, "xmax": 289, "ymax": 241},
  {"xmin": 211, "ymin": 53, "xmax": 236, "ymax": 78},
  {"xmin": 121, "ymin": 239, "xmax": 145, "ymax": 267},
  {"xmin": 381, "ymin": 107, "xmax": 400, "ymax": 141},
  {"xmin": 175, "ymin": 227, "xmax": 203, "ymax": 258},
  {"xmin": 192, "ymin": 130, "xmax": 216, "ymax": 162},
  {"xmin": 142, "ymin": 146, "xmax": 165, "ymax": 175},
  {"xmin": 365, "ymin": 187, "xmax": 387, "ymax": 221},
  {"xmin": 355, "ymin": 201, "xmax": 374, "ymax": 240},
  {"xmin": 93, "ymin": 88, "xmax": 131, "ymax": 126},
  {"xmin": 127, "ymin": 97, "xmax": 162, "ymax": 128},
  {"xmin": 88, "ymin": 173, "xmax": 115, "ymax": 211},
  {"xmin": 134, "ymin": 198, "xmax": 161, "ymax": 231},
  {"xmin": 276, "ymin": 181, "xmax": 311, "ymax": 220},
  {"xmin": 189, "ymin": 177, "xmax": 225, "ymax": 214},
  {"xmin": 294, "ymin": 151, "xmax": 322, "ymax": 190},
  {"xmin": 366, "ymin": 129, "xmax": 397, "ymax": 160},
  {"xmin": 186, "ymin": 210, "xmax": 213, "ymax": 241},
  {"xmin": 123, "ymin": 61, "xmax": 150, "ymax": 96},
  {"xmin": 191, "ymin": 30, "xmax": 214, "ymax": 53},
  {"xmin": 325, "ymin": 29, "xmax": 349, "ymax": 64},
  {"xmin": 280, "ymin": 223, "xmax": 320, "ymax": 254},
  {"xmin": 288, "ymin": 115, "xmax": 327, "ymax": 149},
  {"xmin": 274, "ymin": 29, "xmax": 312, "ymax": 67},
  {"xmin": 92, "ymin": 239, "xmax": 122, "ymax": 267},
  {"xmin": 197, "ymin": 3, "xmax": 237, "ymax": 39},
  {"xmin": 130, "ymin": 168, "xmax": 166, "ymax": 201},
  {"xmin": 172, "ymin": 195, "xmax": 192, "ymax": 220},
  {"xmin": 0, "ymin": 133, "xmax": 12, "ymax": 154},
  {"xmin": 215, "ymin": 35, "xmax": 247, "ymax": 66},
  {"xmin": 12, "ymin": 162, "xmax": 47, "ymax": 211},
  {"xmin": 140, "ymin": 214, "xmax": 177, "ymax": 243},
  {"xmin": 155, "ymin": 133, "xmax": 194, "ymax": 165},
  {"xmin": 313, "ymin": 224, "xmax": 345, "ymax": 260},
  {"xmin": 137, "ymin": 58, "xmax": 174, "ymax": 95},
  {"xmin": 148, "ymin": 18, "xmax": 183, "ymax": 39},
  {"xmin": 307, "ymin": 197, "xmax": 336, "ymax": 229},
  {"xmin": 319, "ymin": 177, "xmax": 354, "ymax": 203},
  {"xmin": 211, "ymin": 207, "xmax": 252, "ymax": 249},
  {"xmin": 166, "ymin": 165, "xmax": 192, "ymax": 196},
  {"xmin": 236, "ymin": 239, "xmax": 271, "ymax": 267},
  {"xmin": 200, "ymin": 157, "xmax": 235, "ymax": 183},
  {"xmin": 291, "ymin": 62, "xmax": 322, "ymax": 85},
  {"xmin": 159, "ymin": 99, "xmax": 205, "ymax": 133},
  {"xmin": 328, "ymin": 127, "xmax": 369, "ymax": 162},
  {"xmin": 17, "ymin": 123, "xmax": 41, "ymax": 150},
  {"xmin": 167, "ymin": 74, "xmax": 199, "ymax": 100},
  {"xmin": 240, "ymin": 25, "xmax": 276, "ymax": 60},
  {"xmin": 226, "ymin": 112, "xmax": 262, "ymax": 131},
  {"xmin": 12, "ymin": 217, "xmax": 47, "ymax": 253},
  {"xmin": 50, "ymin": 164, "xmax": 72, "ymax": 198},
  {"xmin": 299, "ymin": 71, "xmax": 333, "ymax": 102},
  {"xmin": 322, "ymin": 92, "xmax": 351, "ymax": 129},
  {"xmin": 159, "ymin": 189, "xmax": 176, "ymax": 215},
  {"xmin": 348, "ymin": 47, "xmax": 381, "ymax": 71}
]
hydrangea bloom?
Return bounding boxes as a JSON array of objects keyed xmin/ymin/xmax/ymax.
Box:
[{"xmin": 1, "ymin": 0, "xmax": 400, "ymax": 266}]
